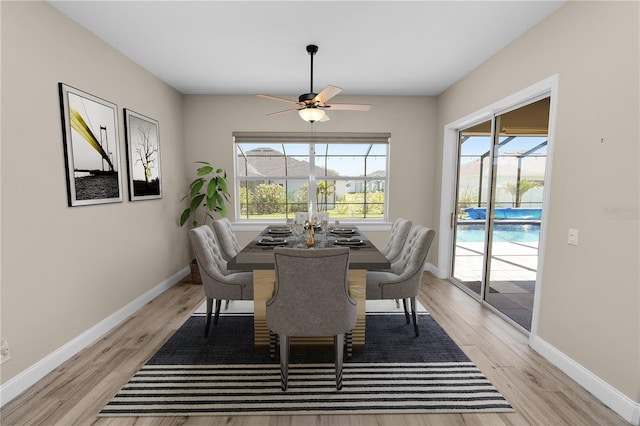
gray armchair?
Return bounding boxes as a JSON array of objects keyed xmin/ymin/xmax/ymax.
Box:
[
  {"xmin": 380, "ymin": 217, "xmax": 412, "ymax": 263},
  {"xmin": 266, "ymin": 247, "xmax": 356, "ymax": 391},
  {"xmin": 212, "ymin": 217, "xmax": 241, "ymax": 262},
  {"xmin": 188, "ymin": 225, "xmax": 253, "ymax": 337},
  {"xmin": 366, "ymin": 226, "xmax": 435, "ymax": 337}
]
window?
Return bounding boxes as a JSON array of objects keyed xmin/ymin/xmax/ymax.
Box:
[{"xmin": 234, "ymin": 132, "xmax": 390, "ymax": 221}]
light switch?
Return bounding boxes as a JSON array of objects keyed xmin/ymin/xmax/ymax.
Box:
[{"xmin": 568, "ymin": 228, "xmax": 579, "ymax": 246}]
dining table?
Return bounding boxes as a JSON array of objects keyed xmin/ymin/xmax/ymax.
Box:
[{"xmin": 227, "ymin": 224, "xmax": 390, "ymax": 352}]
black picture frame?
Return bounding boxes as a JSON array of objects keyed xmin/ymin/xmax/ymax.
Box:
[
  {"xmin": 124, "ymin": 109, "xmax": 162, "ymax": 201},
  {"xmin": 59, "ymin": 83, "xmax": 123, "ymax": 206}
]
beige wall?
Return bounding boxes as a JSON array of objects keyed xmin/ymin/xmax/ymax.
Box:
[
  {"xmin": 183, "ymin": 94, "xmax": 438, "ymax": 250},
  {"xmin": 1, "ymin": 2, "xmax": 189, "ymax": 383},
  {"xmin": 436, "ymin": 1, "xmax": 639, "ymax": 402}
]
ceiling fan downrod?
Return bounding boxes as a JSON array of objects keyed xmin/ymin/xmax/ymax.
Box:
[{"xmin": 299, "ymin": 44, "xmax": 319, "ymax": 104}]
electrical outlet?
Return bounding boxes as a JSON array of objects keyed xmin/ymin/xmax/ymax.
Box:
[
  {"xmin": 1, "ymin": 339, "xmax": 10, "ymax": 364},
  {"xmin": 568, "ymin": 228, "xmax": 579, "ymax": 246}
]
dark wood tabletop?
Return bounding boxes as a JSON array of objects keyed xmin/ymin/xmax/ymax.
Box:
[{"xmin": 227, "ymin": 225, "xmax": 391, "ymax": 271}]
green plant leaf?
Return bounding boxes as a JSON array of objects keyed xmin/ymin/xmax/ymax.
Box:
[
  {"xmin": 190, "ymin": 193, "xmax": 205, "ymax": 212},
  {"xmin": 206, "ymin": 177, "xmax": 219, "ymax": 198},
  {"xmin": 207, "ymin": 191, "xmax": 221, "ymax": 211},
  {"xmin": 197, "ymin": 165, "xmax": 213, "ymax": 176},
  {"xmin": 189, "ymin": 178, "xmax": 205, "ymax": 196},
  {"xmin": 217, "ymin": 177, "xmax": 229, "ymax": 196},
  {"xmin": 179, "ymin": 209, "xmax": 191, "ymax": 227}
]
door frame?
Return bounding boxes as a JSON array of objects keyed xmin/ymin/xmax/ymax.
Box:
[{"xmin": 438, "ymin": 74, "xmax": 559, "ymax": 338}]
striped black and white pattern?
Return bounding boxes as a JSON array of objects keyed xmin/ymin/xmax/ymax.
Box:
[{"xmin": 99, "ymin": 362, "xmax": 513, "ymax": 416}]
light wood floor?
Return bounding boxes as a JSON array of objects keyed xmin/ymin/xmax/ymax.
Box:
[{"xmin": 1, "ymin": 273, "xmax": 628, "ymax": 425}]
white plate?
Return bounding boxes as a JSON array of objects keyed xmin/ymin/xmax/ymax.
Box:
[
  {"xmin": 258, "ymin": 238, "xmax": 287, "ymax": 246},
  {"xmin": 331, "ymin": 228, "xmax": 356, "ymax": 234},
  {"xmin": 334, "ymin": 238, "xmax": 364, "ymax": 245},
  {"xmin": 269, "ymin": 229, "xmax": 291, "ymax": 234}
]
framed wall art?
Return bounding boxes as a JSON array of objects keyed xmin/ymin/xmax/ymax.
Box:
[
  {"xmin": 58, "ymin": 83, "xmax": 123, "ymax": 206},
  {"xmin": 123, "ymin": 109, "xmax": 162, "ymax": 201}
]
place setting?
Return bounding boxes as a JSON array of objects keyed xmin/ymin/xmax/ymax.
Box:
[
  {"xmin": 256, "ymin": 236, "xmax": 289, "ymax": 246},
  {"xmin": 267, "ymin": 226, "xmax": 291, "ymax": 235},
  {"xmin": 329, "ymin": 227, "xmax": 358, "ymax": 235},
  {"xmin": 332, "ymin": 236, "xmax": 366, "ymax": 246}
]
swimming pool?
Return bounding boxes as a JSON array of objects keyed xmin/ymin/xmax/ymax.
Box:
[
  {"xmin": 464, "ymin": 207, "xmax": 542, "ymax": 220},
  {"xmin": 456, "ymin": 223, "xmax": 540, "ymax": 243}
]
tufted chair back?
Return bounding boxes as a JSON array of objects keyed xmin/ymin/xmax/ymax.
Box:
[
  {"xmin": 380, "ymin": 217, "xmax": 412, "ymax": 263},
  {"xmin": 294, "ymin": 211, "xmax": 328, "ymax": 225},
  {"xmin": 267, "ymin": 247, "xmax": 355, "ymax": 336},
  {"xmin": 212, "ymin": 218, "xmax": 242, "ymax": 262}
]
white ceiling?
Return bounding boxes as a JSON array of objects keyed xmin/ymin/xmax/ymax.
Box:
[{"xmin": 48, "ymin": 1, "xmax": 564, "ymax": 97}]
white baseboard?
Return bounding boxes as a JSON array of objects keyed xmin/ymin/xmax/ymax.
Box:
[
  {"xmin": 426, "ymin": 266, "xmax": 639, "ymax": 424},
  {"xmin": 424, "ymin": 262, "xmax": 440, "ymax": 277},
  {"xmin": 0, "ymin": 266, "xmax": 190, "ymax": 407},
  {"xmin": 530, "ymin": 335, "xmax": 640, "ymax": 425}
]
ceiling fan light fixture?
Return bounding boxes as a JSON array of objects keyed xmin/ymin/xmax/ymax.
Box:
[{"xmin": 298, "ymin": 107, "xmax": 325, "ymax": 122}]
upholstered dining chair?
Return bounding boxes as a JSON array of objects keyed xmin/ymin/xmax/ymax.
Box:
[
  {"xmin": 266, "ymin": 247, "xmax": 356, "ymax": 391},
  {"xmin": 188, "ymin": 225, "xmax": 253, "ymax": 337},
  {"xmin": 366, "ymin": 226, "xmax": 436, "ymax": 337},
  {"xmin": 294, "ymin": 211, "xmax": 329, "ymax": 224},
  {"xmin": 380, "ymin": 217, "xmax": 412, "ymax": 263},
  {"xmin": 212, "ymin": 217, "xmax": 242, "ymax": 262}
]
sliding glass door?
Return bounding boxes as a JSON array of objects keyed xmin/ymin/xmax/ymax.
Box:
[
  {"xmin": 451, "ymin": 98, "xmax": 550, "ymax": 331},
  {"xmin": 451, "ymin": 119, "xmax": 492, "ymax": 296}
]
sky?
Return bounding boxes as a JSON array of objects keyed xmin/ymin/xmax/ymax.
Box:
[
  {"xmin": 460, "ymin": 136, "xmax": 548, "ymax": 164},
  {"xmin": 68, "ymin": 92, "xmax": 119, "ymax": 173}
]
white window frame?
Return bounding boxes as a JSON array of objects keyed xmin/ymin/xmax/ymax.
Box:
[{"xmin": 233, "ymin": 132, "xmax": 390, "ymax": 225}]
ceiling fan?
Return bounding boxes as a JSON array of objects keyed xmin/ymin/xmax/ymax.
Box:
[{"xmin": 257, "ymin": 44, "xmax": 371, "ymax": 123}]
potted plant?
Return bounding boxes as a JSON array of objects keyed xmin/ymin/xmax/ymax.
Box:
[{"xmin": 180, "ymin": 161, "xmax": 230, "ymax": 282}]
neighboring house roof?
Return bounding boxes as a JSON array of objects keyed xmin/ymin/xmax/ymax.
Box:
[
  {"xmin": 237, "ymin": 147, "xmax": 324, "ymax": 177},
  {"xmin": 237, "ymin": 147, "xmax": 384, "ymax": 179}
]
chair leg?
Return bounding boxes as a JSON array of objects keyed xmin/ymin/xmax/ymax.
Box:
[
  {"xmin": 411, "ymin": 297, "xmax": 419, "ymax": 337},
  {"xmin": 204, "ymin": 298, "xmax": 214, "ymax": 337},
  {"xmin": 346, "ymin": 331, "xmax": 353, "ymax": 359},
  {"xmin": 213, "ymin": 299, "xmax": 222, "ymax": 325},
  {"xmin": 224, "ymin": 300, "xmax": 230, "ymax": 310},
  {"xmin": 269, "ymin": 331, "xmax": 276, "ymax": 360},
  {"xmin": 395, "ymin": 299, "xmax": 400, "ymax": 309},
  {"xmin": 335, "ymin": 334, "xmax": 345, "ymax": 390},
  {"xmin": 279, "ymin": 335, "xmax": 289, "ymax": 391},
  {"xmin": 402, "ymin": 298, "xmax": 411, "ymax": 324}
]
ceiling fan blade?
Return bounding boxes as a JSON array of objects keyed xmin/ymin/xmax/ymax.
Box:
[
  {"xmin": 266, "ymin": 108, "xmax": 300, "ymax": 117},
  {"xmin": 319, "ymin": 112, "xmax": 331, "ymax": 122},
  {"xmin": 323, "ymin": 103, "xmax": 372, "ymax": 111},
  {"xmin": 257, "ymin": 94, "xmax": 301, "ymax": 105},
  {"xmin": 314, "ymin": 85, "xmax": 342, "ymax": 105}
]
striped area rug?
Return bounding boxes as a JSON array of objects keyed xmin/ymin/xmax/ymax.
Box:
[{"xmin": 99, "ymin": 310, "xmax": 513, "ymax": 416}]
